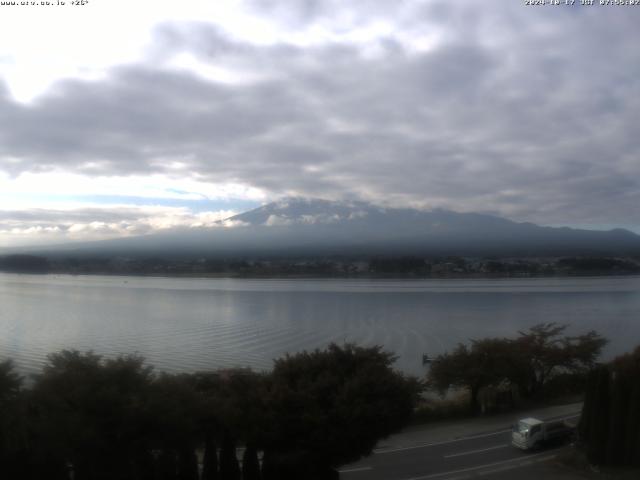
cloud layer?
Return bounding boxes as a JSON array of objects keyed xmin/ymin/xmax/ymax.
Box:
[
  {"xmin": 0, "ymin": 204, "xmax": 237, "ymax": 247},
  {"xmin": 1, "ymin": 1, "xmax": 639, "ymax": 245}
]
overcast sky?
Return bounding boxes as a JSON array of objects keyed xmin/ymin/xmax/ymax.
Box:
[{"xmin": 1, "ymin": 0, "xmax": 639, "ymax": 247}]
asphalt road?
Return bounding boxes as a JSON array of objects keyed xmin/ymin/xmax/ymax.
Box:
[{"xmin": 339, "ymin": 413, "xmax": 580, "ymax": 480}]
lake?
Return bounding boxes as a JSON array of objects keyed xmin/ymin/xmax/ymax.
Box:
[{"xmin": 1, "ymin": 273, "xmax": 639, "ymax": 377}]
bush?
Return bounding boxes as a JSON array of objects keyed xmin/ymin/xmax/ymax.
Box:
[
  {"xmin": 0, "ymin": 344, "xmax": 422, "ymax": 479},
  {"xmin": 411, "ymin": 393, "xmax": 470, "ymax": 424}
]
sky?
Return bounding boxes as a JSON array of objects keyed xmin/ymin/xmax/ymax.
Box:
[{"xmin": 0, "ymin": 0, "xmax": 639, "ymax": 247}]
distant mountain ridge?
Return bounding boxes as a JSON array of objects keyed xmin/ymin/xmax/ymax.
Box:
[
  {"xmin": 9, "ymin": 198, "xmax": 640, "ymax": 258},
  {"xmin": 222, "ymin": 197, "xmax": 640, "ymax": 255}
]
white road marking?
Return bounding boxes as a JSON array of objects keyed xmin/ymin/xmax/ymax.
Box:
[
  {"xmin": 443, "ymin": 443, "xmax": 508, "ymax": 459},
  {"xmin": 375, "ymin": 429, "xmax": 511, "ymax": 454},
  {"xmin": 404, "ymin": 452, "xmax": 557, "ymax": 480},
  {"xmin": 477, "ymin": 464, "xmax": 520, "ymax": 476},
  {"xmin": 556, "ymin": 414, "xmax": 581, "ymax": 420},
  {"xmin": 339, "ymin": 466, "xmax": 372, "ymax": 473}
]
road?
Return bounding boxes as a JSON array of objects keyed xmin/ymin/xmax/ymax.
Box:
[{"xmin": 339, "ymin": 412, "xmax": 580, "ymax": 480}]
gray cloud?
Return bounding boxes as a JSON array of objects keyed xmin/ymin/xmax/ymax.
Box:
[
  {"xmin": 1, "ymin": 2, "xmax": 640, "ymax": 229},
  {"xmin": 244, "ymin": 0, "xmax": 405, "ymax": 28}
]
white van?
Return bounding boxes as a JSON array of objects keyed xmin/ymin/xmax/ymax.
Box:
[{"xmin": 512, "ymin": 417, "xmax": 575, "ymax": 451}]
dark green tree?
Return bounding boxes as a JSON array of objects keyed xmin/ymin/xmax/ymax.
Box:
[
  {"xmin": 264, "ymin": 343, "xmax": 421, "ymax": 477},
  {"xmin": 157, "ymin": 450, "xmax": 179, "ymax": 480},
  {"xmin": 29, "ymin": 350, "xmax": 155, "ymax": 480},
  {"xmin": 608, "ymin": 346, "xmax": 640, "ymax": 466},
  {"xmin": 428, "ymin": 338, "xmax": 519, "ymax": 414},
  {"xmin": 515, "ymin": 323, "xmax": 606, "ymax": 398},
  {"xmin": 201, "ymin": 434, "xmax": 219, "ymax": 480},
  {"xmin": 626, "ymin": 380, "xmax": 640, "ymax": 465},
  {"xmin": 147, "ymin": 373, "xmax": 204, "ymax": 480},
  {"xmin": 241, "ymin": 444, "xmax": 261, "ymax": 480},
  {"xmin": 219, "ymin": 431, "xmax": 241, "ymax": 480},
  {"xmin": 605, "ymin": 366, "xmax": 631, "ymax": 464},
  {"xmin": 177, "ymin": 447, "xmax": 199, "ymax": 480},
  {"xmin": 579, "ymin": 346, "xmax": 640, "ymax": 466},
  {"xmin": 0, "ymin": 360, "xmax": 28, "ymax": 479},
  {"xmin": 429, "ymin": 324, "xmax": 607, "ymax": 413},
  {"xmin": 0, "ymin": 359, "xmax": 22, "ymax": 401},
  {"xmin": 578, "ymin": 367, "xmax": 597, "ymax": 441},
  {"xmin": 585, "ymin": 365, "xmax": 611, "ymax": 464},
  {"xmin": 192, "ymin": 369, "xmax": 269, "ymax": 480}
]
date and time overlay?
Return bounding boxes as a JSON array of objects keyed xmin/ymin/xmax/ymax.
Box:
[
  {"xmin": 1, "ymin": 0, "xmax": 640, "ymax": 8},
  {"xmin": 0, "ymin": 1, "xmax": 89, "ymax": 6}
]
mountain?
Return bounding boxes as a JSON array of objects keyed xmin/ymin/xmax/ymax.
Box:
[
  {"xmin": 11, "ymin": 198, "xmax": 640, "ymax": 258},
  {"xmin": 223, "ymin": 197, "xmax": 640, "ymax": 256}
]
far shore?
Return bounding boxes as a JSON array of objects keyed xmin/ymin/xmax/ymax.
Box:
[{"xmin": 2, "ymin": 269, "xmax": 640, "ymax": 281}]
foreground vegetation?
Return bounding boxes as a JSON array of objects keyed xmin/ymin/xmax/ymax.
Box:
[
  {"xmin": 0, "ymin": 344, "xmax": 421, "ymax": 480},
  {"xmin": 426, "ymin": 324, "xmax": 640, "ymax": 469},
  {"xmin": 579, "ymin": 345, "xmax": 640, "ymax": 467},
  {"xmin": 2, "ymin": 324, "xmax": 636, "ymax": 478},
  {"xmin": 427, "ymin": 323, "xmax": 607, "ymax": 414}
]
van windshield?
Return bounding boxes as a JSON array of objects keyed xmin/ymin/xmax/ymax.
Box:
[{"xmin": 515, "ymin": 421, "xmax": 530, "ymax": 435}]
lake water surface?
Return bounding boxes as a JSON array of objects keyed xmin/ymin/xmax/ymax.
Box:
[{"xmin": 1, "ymin": 273, "xmax": 639, "ymax": 376}]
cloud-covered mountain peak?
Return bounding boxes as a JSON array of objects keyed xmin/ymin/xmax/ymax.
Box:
[
  {"xmin": 227, "ymin": 197, "xmax": 380, "ymax": 226},
  {"xmin": 227, "ymin": 197, "xmax": 518, "ymax": 231},
  {"xmin": 214, "ymin": 198, "xmax": 640, "ymax": 256}
]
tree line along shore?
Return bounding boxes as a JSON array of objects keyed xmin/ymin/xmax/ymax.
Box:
[{"xmin": 1, "ymin": 253, "xmax": 640, "ymax": 277}]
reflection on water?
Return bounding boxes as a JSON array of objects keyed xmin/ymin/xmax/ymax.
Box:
[{"xmin": 1, "ymin": 273, "xmax": 639, "ymax": 376}]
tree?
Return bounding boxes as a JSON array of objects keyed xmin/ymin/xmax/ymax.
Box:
[
  {"xmin": 515, "ymin": 323, "xmax": 607, "ymax": 398},
  {"xmin": 0, "ymin": 360, "xmax": 22, "ymax": 401},
  {"xmin": 177, "ymin": 446, "xmax": 199, "ymax": 480},
  {"xmin": 428, "ymin": 324, "xmax": 607, "ymax": 413},
  {"xmin": 625, "ymin": 379, "xmax": 640, "ymax": 465},
  {"xmin": 193, "ymin": 369, "xmax": 269, "ymax": 449},
  {"xmin": 219, "ymin": 431, "xmax": 241, "ymax": 480},
  {"xmin": 0, "ymin": 360, "xmax": 27, "ymax": 479},
  {"xmin": 192, "ymin": 368, "xmax": 269, "ymax": 480},
  {"xmin": 263, "ymin": 343, "xmax": 421, "ymax": 478},
  {"xmin": 147, "ymin": 373, "xmax": 204, "ymax": 480},
  {"xmin": 201, "ymin": 434, "xmax": 219, "ymax": 480},
  {"xmin": 29, "ymin": 350, "xmax": 156, "ymax": 480},
  {"xmin": 580, "ymin": 346, "xmax": 640, "ymax": 466},
  {"xmin": 157, "ymin": 449, "xmax": 179, "ymax": 480},
  {"xmin": 586, "ymin": 365, "xmax": 610, "ymax": 465},
  {"xmin": 428, "ymin": 338, "xmax": 519, "ymax": 414},
  {"xmin": 2, "ymin": 344, "xmax": 421, "ymax": 479},
  {"xmin": 242, "ymin": 444, "xmax": 261, "ymax": 480}
]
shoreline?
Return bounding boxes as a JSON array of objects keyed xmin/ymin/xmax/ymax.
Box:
[{"xmin": 2, "ymin": 270, "xmax": 640, "ymax": 281}]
